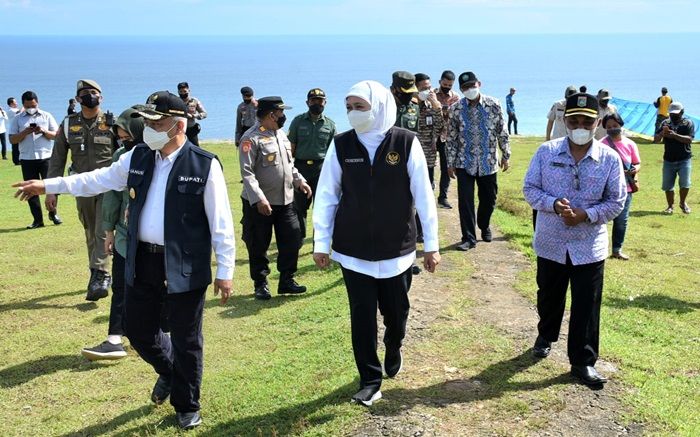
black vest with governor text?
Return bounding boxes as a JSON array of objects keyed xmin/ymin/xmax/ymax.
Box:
[{"xmin": 332, "ymin": 126, "xmax": 416, "ymax": 261}]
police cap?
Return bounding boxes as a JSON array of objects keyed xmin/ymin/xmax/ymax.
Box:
[{"xmin": 258, "ymin": 96, "xmax": 292, "ymax": 112}]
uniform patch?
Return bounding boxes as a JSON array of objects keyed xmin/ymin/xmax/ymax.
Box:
[
  {"xmin": 98, "ymin": 123, "xmax": 109, "ymax": 131},
  {"xmin": 267, "ymin": 153, "xmax": 276, "ymax": 162},
  {"xmin": 241, "ymin": 140, "xmax": 252, "ymax": 153},
  {"xmin": 129, "ymin": 188, "xmax": 136, "ymax": 199},
  {"xmin": 577, "ymin": 96, "xmax": 587, "ymax": 107},
  {"xmin": 386, "ymin": 151, "xmax": 400, "ymax": 166},
  {"xmin": 69, "ymin": 125, "xmax": 82, "ymax": 133}
]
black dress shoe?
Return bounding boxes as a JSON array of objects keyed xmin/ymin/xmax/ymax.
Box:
[
  {"xmin": 532, "ymin": 335, "xmax": 551, "ymax": 358},
  {"xmin": 278, "ymin": 279, "xmax": 307, "ymax": 295},
  {"xmin": 384, "ymin": 347, "xmax": 403, "ymax": 378},
  {"xmin": 437, "ymin": 197, "xmax": 452, "ymax": 209},
  {"xmin": 151, "ymin": 375, "xmax": 171, "ymax": 405},
  {"xmin": 26, "ymin": 222, "xmax": 45, "ymax": 229},
  {"xmin": 481, "ymin": 227, "xmax": 493, "ymax": 242},
  {"xmin": 571, "ymin": 365, "xmax": 607, "ymax": 386},
  {"xmin": 177, "ymin": 411, "xmax": 202, "ymax": 429},
  {"xmin": 351, "ymin": 386, "xmax": 382, "ymax": 406},
  {"xmin": 254, "ymin": 283, "xmax": 272, "ymax": 300},
  {"xmin": 48, "ymin": 211, "xmax": 62, "ymax": 225},
  {"xmin": 86, "ymin": 270, "xmax": 111, "ymax": 301}
]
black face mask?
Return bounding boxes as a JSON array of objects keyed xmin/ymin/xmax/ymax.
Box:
[
  {"xmin": 179, "ymin": 93, "xmax": 189, "ymax": 100},
  {"xmin": 440, "ymin": 87, "xmax": 451, "ymax": 94},
  {"xmin": 243, "ymin": 98, "xmax": 252, "ymax": 104},
  {"xmin": 309, "ymin": 103, "xmax": 324, "ymax": 115},
  {"xmin": 670, "ymin": 115, "xmax": 682, "ymax": 124},
  {"xmin": 275, "ymin": 114, "xmax": 287, "ymax": 129},
  {"xmin": 79, "ymin": 94, "xmax": 100, "ymax": 109},
  {"xmin": 397, "ymin": 93, "xmax": 413, "ymax": 105}
]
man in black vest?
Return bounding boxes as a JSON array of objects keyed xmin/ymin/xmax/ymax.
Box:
[
  {"xmin": 14, "ymin": 91, "xmax": 236, "ymax": 430},
  {"xmin": 313, "ymin": 80, "xmax": 440, "ymax": 406}
]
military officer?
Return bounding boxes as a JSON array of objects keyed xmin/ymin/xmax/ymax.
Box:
[
  {"xmin": 288, "ymin": 88, "xmax": 336, "ymax": 246},
  {"xmin": 239, "ymin": 96, "xmax": 313, "ymax": 300},
  {"xmin": 235, "ymin": 86, "xmax": 258, "ymax": 146},
  {"xmin": 177, "ymin": 81, "xmax": 207, "ymax": 146},
  {"xmin": 391, "ymin": 71, "xmax": 419, "ymax": 133},
  {"xmin": 46, "ymin": 79, "xmax": 116, "ymax": 301},
  {"xmin": 391, "ymin": 71, "xmax": 421, "ymax": 275}
]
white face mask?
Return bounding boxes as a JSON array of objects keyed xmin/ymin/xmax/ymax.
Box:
[
  {"xmin": 417, "ymin": 90, "xmax": 431, "ymax": 101},
  {"xmin": 347, "ymin": 110, "xmax": 375, "ymax": 133},
  {"xmin": 462, "ymin": 87, "xmax": 479, "ymax": 100},
  {"xmin": 143, "ymin": 122, "xmax": 178, "ymax": 151},
  {"xmin": 567, "ymin": 127, "xmax": 595, "ymax": 146},
  {"xmin": 25, "ymin": 108, "xmax": 38, "ymax": 115}
]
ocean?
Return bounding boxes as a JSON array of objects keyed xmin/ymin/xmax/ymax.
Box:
[{"xmin": 1, "ymin": 34, "xmax": 698, "ymax": 139}]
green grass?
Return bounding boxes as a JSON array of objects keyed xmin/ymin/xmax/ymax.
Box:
[
  {"xmin": 494, "ymin": 136, "xmax": 700, "ymax": 436},
  {"xmin": 0, "ymin": 138, "xmax": 698, "ymax": 436},
  {"xmin": 0, "ymin": 146, "xmax": 366, "ymax": 436}
]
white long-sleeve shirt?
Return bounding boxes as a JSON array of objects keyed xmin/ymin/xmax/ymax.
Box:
[
  {"xmin": 313, "ymin": 136, "xmax": 439, "ymax": 279},
  {"xmin": 43, "ymin": 142, "xmax": 236, "ymax": 280}
]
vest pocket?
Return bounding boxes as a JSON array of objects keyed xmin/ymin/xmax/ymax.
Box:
[{"xmin": 182, "ymin": 243, "xmax": 209, "ymax": 277}]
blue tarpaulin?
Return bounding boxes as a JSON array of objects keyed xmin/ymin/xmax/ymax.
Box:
[{"xmin": 610, "ymin": 97, "xmax": 700, "ymax": 140}]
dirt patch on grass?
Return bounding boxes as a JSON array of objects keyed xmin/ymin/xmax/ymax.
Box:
[{"xmin": 350, "ymin": 197, "xmax": 643, "ymax": 436}]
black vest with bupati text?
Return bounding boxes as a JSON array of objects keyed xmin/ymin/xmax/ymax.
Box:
[
  {"xmin": 332, "ymin": 126, "xmax": 416, "ymax": 261},
  {"xmin": 125, "ymin": 141, "xmax": 215, "ymax": 294}
]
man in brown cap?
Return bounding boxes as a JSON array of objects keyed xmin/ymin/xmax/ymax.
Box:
[{"xmin": 47, "ymin": 79, "xmax": 117, "ymax": 301}]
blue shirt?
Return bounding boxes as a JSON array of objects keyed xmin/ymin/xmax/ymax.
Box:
[
  {"xmin": 506, "ymin": 94, "xmax": 515, "ymax": 114},
  {"xmin": 9, "ymin": 109, "xmax": 58, "ymax": 160},
  {"xmin": 523, "ymin": 137, "xmax": 627, "ymax": 265}
]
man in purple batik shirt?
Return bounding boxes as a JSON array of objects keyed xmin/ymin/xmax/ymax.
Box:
[{"xmin": 523, "ymin": 93, "xmax": 626, "ymax": 387}]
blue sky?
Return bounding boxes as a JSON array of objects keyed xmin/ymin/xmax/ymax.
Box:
[{"xmin": 0, "ymin": 0, "xmax": 697, "ymax": 35}]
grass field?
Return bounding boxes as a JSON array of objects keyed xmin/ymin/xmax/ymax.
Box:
[{"xmin": 0, "ymin": 136, "xmax": 698, "ymax": 436}]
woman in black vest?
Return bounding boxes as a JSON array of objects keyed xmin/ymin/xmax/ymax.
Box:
[{"xmin": 312, "ymin": 80, "xmax": 441, "ymax": 406}]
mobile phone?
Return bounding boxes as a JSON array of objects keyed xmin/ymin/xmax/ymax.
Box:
[{"xmin": 30, "ymin": 123, "xmax": 37, "ymax": 128}]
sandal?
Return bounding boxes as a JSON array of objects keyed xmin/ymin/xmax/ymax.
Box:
[
  {"xmin": 663, "ymin": 206, "xmax": 674, "ymax": 215},
  {"xmin": 680, "ymin": 204, "xmax": 692, "ymax": 214}
]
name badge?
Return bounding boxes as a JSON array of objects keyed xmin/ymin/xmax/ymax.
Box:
[
  {"xmin": 426, "ymin": 116, "xmax": 433, "ymax": 126},
  {"xmin": 94, "ymin": 136, "xmax": 112, "ymax": 145}
]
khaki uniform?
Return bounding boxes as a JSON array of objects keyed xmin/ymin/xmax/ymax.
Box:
[
  {"xmin": 235, "ymin": 100, "xmax": 258, "ymax": 144},
  {"xmin": 239, "ymin": 121, "xmax": 305, "ymax": 287},
  {"xmin": 239, "ymin": 121, "xmax": 305, "ymax": 206},
  {"xmin": 49, "ymin": 110, "xmax": 116, "ymax": 272}
]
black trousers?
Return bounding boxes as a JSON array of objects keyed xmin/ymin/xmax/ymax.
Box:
[
  {"xmin": 108, "ymin": 251, "xmax": 126, "ymax": 336},
  {"xmin": 341, "ymin": 267, "xmax": 412, "ymax": 390},
  {"xmin": 507, "ymin": 111, "xmax": 518, "ymax": 135},
  {"xmin": 436, "ymin": 140, "xmax": 450, "ymax": 200},
  {"xmin": 536, "ymin": 256, "xmax": 604, "ymax": 366},
  {"xmin": 241, "ymin": 198, "xmax": 300, "ymax": 285},
  {"xmin": 124, "ymin": 245, "xmax": 206, "ymax": 413},
  {"xmin": 0, "ymin": 132, "xmax": 6, "ymax": 158},
  {"xmin": 455, "ymin": 170, "xmax": 498, "ymax": 244},
  {"xmin": 20, "ymin": 159, "xmax": 51, "ymax": 224},
  {"xmin": 185, "ymin": 124, "xmax": 200, "ymax": 146},
  {"xmin": 293, "ymin": 160, "xmax": 322, "ymax": 247}
]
